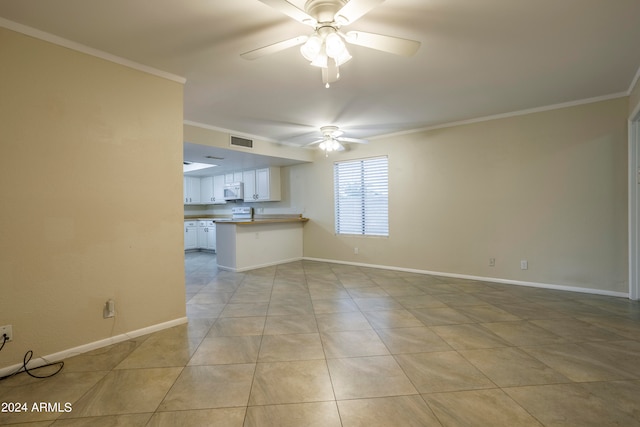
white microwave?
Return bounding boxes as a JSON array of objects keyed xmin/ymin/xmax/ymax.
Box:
[{"xmin": 224, "ymin": 182, "xmax": 244, "ymax": 201}]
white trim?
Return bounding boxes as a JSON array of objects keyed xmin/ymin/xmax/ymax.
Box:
[
  {"xmin": 304, "ymin": 257, "xmax": 630, "ymax": 299},
  {"xmin": 370, "ymin": 92, "xmax": 629, "ymax": 141},
  {"xmin": 0, "ymin": 317, "xmax": 188, "ymax": 377},
  {"xmin": 217, "ymin": 257, "xmax": 303, "ymax": 273},
  {"xmin": 630, "ymin": 116, "xmax": 640, "ymax": 301},
  {"xmin": 0, "ymin": 18, "xmax": 186, "ymax": 84},
  {"xmin": 627, "ymin": 64, "xmax": 640, "ymax": 96}
]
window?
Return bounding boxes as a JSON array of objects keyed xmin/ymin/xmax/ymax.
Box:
[{"xmin": 334, "ymin": 156, "xmax": 389, "ymax": 236}]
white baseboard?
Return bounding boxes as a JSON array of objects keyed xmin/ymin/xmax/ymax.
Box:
[
  {"xmin": 0, "ymin": 317, "xmax": 188, "ymax": 377},
  {"xmin": 218, "ymin": 257, "xmax": 303, "ymax": 273},
  {"xmin": 303, "ymin": 257, "xmax": 629, "ymax": 299}
]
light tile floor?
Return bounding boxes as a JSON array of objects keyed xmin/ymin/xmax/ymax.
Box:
[{"xmin": 1, "ymin": 252, "xmax": 640, "ymax": 426}]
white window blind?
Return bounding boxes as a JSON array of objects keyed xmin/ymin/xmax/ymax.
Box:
[{"xmin": 334, "ymin": 156, "xmax": 389, "ymax": 236}]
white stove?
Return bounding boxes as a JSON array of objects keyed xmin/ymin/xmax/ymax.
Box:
[{"xmin": 231, "ymin": 206, "xmax": 253, "ymax": 221}]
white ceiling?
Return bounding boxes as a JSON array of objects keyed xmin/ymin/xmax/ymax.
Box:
[{"xmin": 1, "ymin": 0, "xmax": 639, "ymax": 147}]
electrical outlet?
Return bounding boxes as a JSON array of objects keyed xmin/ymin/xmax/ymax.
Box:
[
  {"xmin": 489, "ymin": 258, "xmax": 496, "ymax": 267},
  {"xmin": 354, "ymin": 247, "xmax": 359, "ymax": 254},
  {"xmin": 0, "ymin": 325, "xmax": 13, "ymax": 342},
  {"xmin": 103, "ymin": 300, "xmax": 115, "ymax": 319},
  {"xmin": 520, "ymin": 260, "xmax": 528, "ymax": 270}
]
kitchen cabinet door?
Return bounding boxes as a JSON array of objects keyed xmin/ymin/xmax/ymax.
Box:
[
  {"xmin": 242, "ymin": 169, "xmax": 256, "ymax": 201},
  {"xmin": 255, "ymin": 167, "xmax": 280, "ymax": 201},
  {"xmin": 184, "ymin": 221, "xmax": 198, "ymax": 250},
  {"xmin": 243, "ymin": 167, "xmax": 281, "ymax": 202},
  {"xmin": 200, "ymin": 175, "xmax": 226, "ymax": 204},
  {"xmin": 224, "ymin": 172, "xmax": 243, "ymax": 184},
  {"xmin": 213, "ymin": 175, "xmax": 226, "ymax": 204},
  {"xmin": 197, "ymin": 223, "xmax": 207, "ymax": 249},
  {"xmin": 183, "ymin": 176, "xmax": 201, "ymax": 204},
  {"xmin": 197, "ymin": 221, "xmax": 216, "ymax": 250},
  {"xmin": 200, "ymin": 177, "xmax": 215, "ymax": 204},
  {"xmin": 206, "ymin": 223, "xmax": 216, "ymax": 251}
]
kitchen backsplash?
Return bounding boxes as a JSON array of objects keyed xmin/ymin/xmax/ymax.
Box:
[{"xmin": 184, "ymin": 204, "xmax": 303, "ymax": 217}]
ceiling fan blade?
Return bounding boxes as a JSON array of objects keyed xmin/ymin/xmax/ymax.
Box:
[
  {"xmin": 258, "ymin": 0, "xmax": 317, "ymax": 26},
  {"xmin": 338, "ymin": 136, "xmax": 369, "ymax": 144},
  {"xmin": 304, "ymin": 139, "xmax": 325, "ymax": 146},
  {"xmin": 335, "ymin": 0, "xmax": 386, "ymax": 25},
  {"xmin": 345, "ymin": 31, "xmax": 421, "ymax": 56},
  {"xmin": 241, "ymin": 35, "xmax": 308, "ymax": 60}
]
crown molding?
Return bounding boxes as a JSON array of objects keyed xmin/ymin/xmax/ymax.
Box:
[
  {"xmin": 371, "ymin": 92, "xmax": 629, "ymax": 140},
  {"xmin": 0, "ymin": 17, "xmax": 186, "ymax": 84}
]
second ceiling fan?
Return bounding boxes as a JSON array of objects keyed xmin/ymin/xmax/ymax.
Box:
[
  {"xmin": 305, "ymin": 125, "xmax": 368, "ymax": 155},
  {"xmin": 242, "ymin": 0, "xmax": 421, "ymax": 87}
]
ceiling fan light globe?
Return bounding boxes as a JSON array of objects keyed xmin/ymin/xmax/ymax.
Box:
[
  {"xmin": 300, "ymin": 35, "xmax": 322, "ymax": 61},
  {"xmin": 319, "ymin": 142, "xmax": 326, "ymax": 150},
  {"xmin": 325, "ymin": 32, "xmax": 346, "ymax": 58},
  {"xmin": 334, "ymin": 48, "xmax": 352, "ymax": 66},
  {"xmin": 311, "ymin": 50, "xmax": 328, "ymax": 68},
  {"xmin": 332, "ymin": 141, "xmax": 340, "ymax": 150}
]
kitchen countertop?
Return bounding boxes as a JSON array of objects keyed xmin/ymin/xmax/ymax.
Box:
[
  {"xmin": 185, "ymin": 215, "xmax": 308, "ymax": 225},
  {"xmin": 215, "ymin": 217, "xmax": 309, "ymax": 225}
]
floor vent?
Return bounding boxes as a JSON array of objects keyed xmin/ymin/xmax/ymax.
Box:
[{"xmin": 230, "ymin": 135, "xmax": 253, "ymax": 149}]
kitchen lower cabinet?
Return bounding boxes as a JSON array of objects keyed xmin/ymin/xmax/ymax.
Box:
[
  {"xmin": 198, "ymin": 220, "xmax": 216, "ymax": 251},
  {"xmin": 184, "ymin": 221, "xmax": 198, "ymax": 250}
]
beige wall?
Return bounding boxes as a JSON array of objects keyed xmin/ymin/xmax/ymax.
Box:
[
  {"xmin": 295, "ymin": 97, "xmax": 628, "ymax": 293},
  {"xmin": 0, "ymin": 29, "xmax": 185, "ymax": 367}
]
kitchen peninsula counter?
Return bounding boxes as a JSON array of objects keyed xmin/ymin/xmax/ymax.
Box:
[
  {"xmin": 215, "ymin": 216, "xmax": 308, "ymax": 272},
  {"xmin": 215, "ymin": 217, "xmax": 309, "ymax": 225}
]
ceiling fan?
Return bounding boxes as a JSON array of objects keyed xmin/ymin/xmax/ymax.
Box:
[
  {"xmin": 242, "ymin": 0, "xmax": 421, "ymax": 87},
  {"xmin": 305, "ymin": 125, "xmax": 368, "ymax": 155}
]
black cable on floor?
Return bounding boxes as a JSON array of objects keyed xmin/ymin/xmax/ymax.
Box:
[{"xmin": 0, "ymin": 335, "xmax": 65, "ymax": 381}]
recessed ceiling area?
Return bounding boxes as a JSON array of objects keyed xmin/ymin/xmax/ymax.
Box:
[{"xmin": 183, "ymin": 142, "xmax": 309, "ymax": 176}]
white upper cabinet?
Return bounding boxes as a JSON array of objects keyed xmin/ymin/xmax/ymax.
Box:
[
  {"xmin": 243, "ymin": 167, "xmax": 281, "ymax": 202},
  {"xmin": 183, "ymin": 176, "xmax": 201, "ymax": 204},
  {"xmin": 184, "ymin": 167, "xmax": 280, "ymax": 205},
  {"xmin": 213, "ymin": 175, "xmax": 226, "ymax": 204},
  {"xmin": 242, "ymin": 169, "xmax": 256, "ymax": 201},
  {"xmin": 200, "ymin": 175, "xmax": 227, "ymax": 205},
  {"xmin": 256, "ymin": 167, "xmax": 280, "ymax": 201},
  {"xmin": 200, "ymin": 176, "xmax": 214, "ymax": 204},
  {"xmin": 224, "ymin": 172, "xmax": 243, "ymax": 183}
]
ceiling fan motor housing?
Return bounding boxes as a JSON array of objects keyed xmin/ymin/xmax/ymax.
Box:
[
  {"xmin": 321, "ymin": 125, "xmax": 342, "ymax": 137},
  {"xmin": 305, "ymin": 0, "xmax": 347, "ymax": 23}
]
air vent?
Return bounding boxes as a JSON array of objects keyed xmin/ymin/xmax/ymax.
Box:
[{"xmin": 230, "ymin": 135, "xmax": 253, "ymax": 149}]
